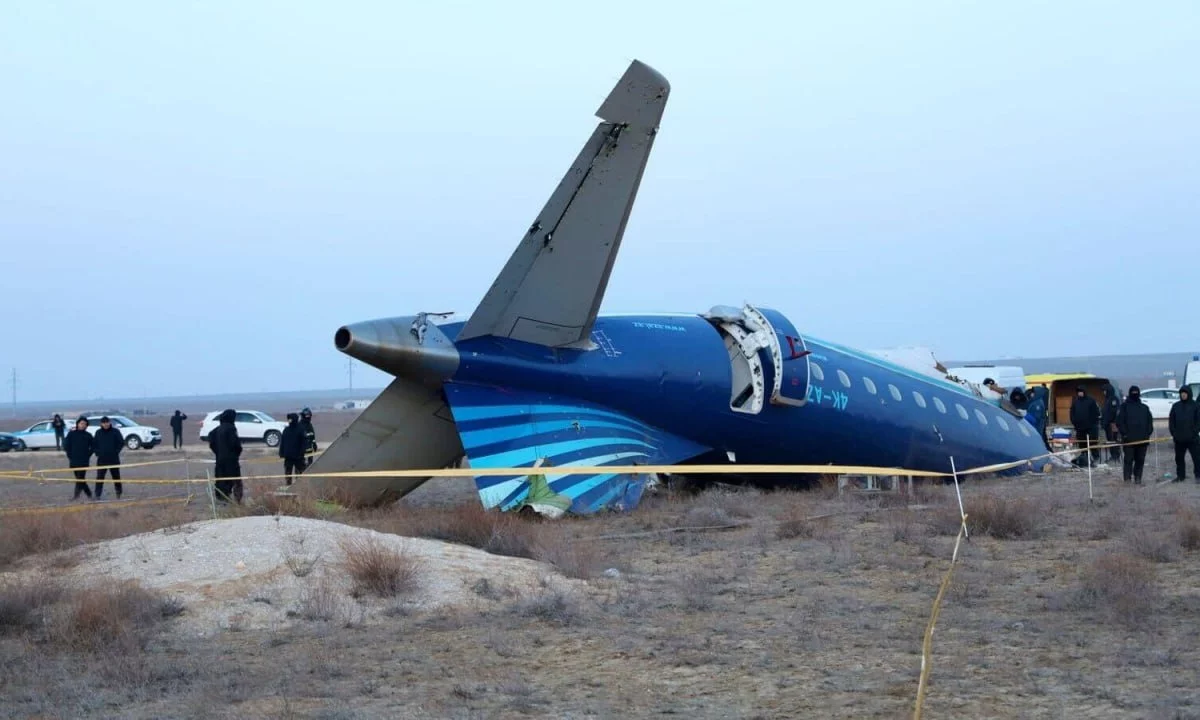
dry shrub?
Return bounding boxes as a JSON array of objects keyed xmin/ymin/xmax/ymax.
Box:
[
  {"xmin": 49, "ymin": 581, "xmax": 182, "ymax": 652},
  {"xmin": 0, "ymin": 575, "xmax": 65, "ymax": 633},
  {"xmin": 357, "ymin": 503, "xmax": 541, "ymax": 560},
  {"xmin": 513, "ymin": 591, "xmax": 583, "ymax": 626},
  {"xmin": 295, "ymin": 580, "xmax": 342, "ymax": 621},
  {"xmin": 1127, "ymin": 528, "xmax": 1180, "ymax": 564},
  {"xmin": 1175, "ymin": 508, "xmax": 1200, "ymax": 551},
  {"xmin": 0, "ymin": 503, "xmax": 195, "ymax": 569},
  {"xmin": 338, "ymin": 535, "xmax": 421, "ymax": 598},
  {"xmin": 934, "ymin": 494, "xmax": 1045, "ymax": 539},
  {"xmin": 533, "ymin": 528, "xmax": 602, "ymax": 580},
  {"xmin": 888, "ymin": 508, "xmax": 919, "ymax": 542},
  {"xmin": 776, "ymin": 504, "xmax": 816, "ymax": 540},
  {"xmin": 1075, "ymin": 551, "xmax": 1159, "ymax": 625}
]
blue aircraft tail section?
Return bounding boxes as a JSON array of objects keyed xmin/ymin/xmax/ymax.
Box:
[{"xmin": 442, "ymin": 382, "xmax": 709, "ymax": 515}]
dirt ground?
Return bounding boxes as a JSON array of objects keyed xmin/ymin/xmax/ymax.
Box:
[{"xmin": 3, "ymin": 447, "xmax": 1200, "ymax": 719}]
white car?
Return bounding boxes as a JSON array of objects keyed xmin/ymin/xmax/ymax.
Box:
[
  {"xmin": 199, "ymin": 410, "xmax": 287, "ymax": 448},
  {"xmin": 9, "ymin": 415, "xmax": 161, "ymax": 451},
  {"xmin": 1138, "ymin": 388, "xmax": 1179, "ymax": 420}
]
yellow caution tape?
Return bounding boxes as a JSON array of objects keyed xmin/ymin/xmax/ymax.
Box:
[{"xmin": 0, "ymin": 494, "xmax": 194, "ymax": 516}]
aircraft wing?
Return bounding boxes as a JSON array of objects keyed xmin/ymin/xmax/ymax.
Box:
[{"xmin": 442, "ymin": 382, "xmax": 709, "ymax": 515}]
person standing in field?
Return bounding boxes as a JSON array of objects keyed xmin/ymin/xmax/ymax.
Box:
[
  {"xmin": 1069, "ymin": 386, "xmax": 1101, "ymax": 467},
  {"xmin": 1101, "ymin": 383, "xmax": 1122, "ymax": 463},
  {"xmin": 1117, "ymin": 386, "xmax": 1155, "ymax": 484},
  {"xmin": 92, "ymin": 415, "xmax": 124, "ymax": 500},
  {"xmin": 279, "ymin": 413, "xmax": 306, "ymax": 485},
  {"xmin": 299, "ymin": 407, "xmax": 317, "ymax": 469},
  {"xmin": 169, "ymin": 410, "xmax": 188, "ymax": 450},
  {"xmin": 1168, "ymin": 386, "xmax": 1200, "ymax": 483},
  {"xmin": 51, "ymin": 414, "xmax": 66, "ymax": 450},
  {"xmin": 63, "ymin": 417, "xmax": 94, "ymax": 500},
  {"xmin": 208, "ymin": 408, "xmax": 243, "ymax": 503}
]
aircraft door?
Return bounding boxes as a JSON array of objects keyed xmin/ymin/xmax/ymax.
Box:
[{"xmin": 754, "ymin": 307, "xmax": 810, "ymax": 407}]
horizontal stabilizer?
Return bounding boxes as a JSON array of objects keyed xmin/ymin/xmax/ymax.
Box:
[
  {"xmin": 443, "ymin": 382, "xmax": 708, "ymax": 515},
  {"xmin": 456, "ymin": 60, "xmax": 670, "ymax": 348},
  {"xmin": 299, "ymin": 377, "xmax": 464, "ymax": 506}
]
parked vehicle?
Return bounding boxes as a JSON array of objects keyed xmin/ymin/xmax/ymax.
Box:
[
  {"xmin": 1137, "ymin": 388, "xmax": 1179, "ymax": 421},
  {"xmin": 198, "ymin": 410, "xmax": 286, "ymax": 447},
  {"xmin": 8, "ymin": 420, "xmax": 61, "ymax": 450},
  {"xmin": 82, "ymin": 415, "xmax": 163, "ymax": 450},
  {"xmin": 0, "ymin": 432, "xmax": 23, "ymax": 452}
]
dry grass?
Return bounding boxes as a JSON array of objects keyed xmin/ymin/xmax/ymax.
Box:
[
  {"xmin": 532, "ymin": 527, "xmax": 603, "ymax": 580},
  {"xmin": 0, "ymin": 503, "xmax": 195, "ymax": 569},
  {"xmin": 934, "ymin": 493, "xmax": 1047, "ymax": 539},
  {"xmin": 337, "ymin": 535, "xmax": 421, "ymax": 598},
  {"xmin": 49, "ymin": 581, "xmax": 184, "ymax": 652},
  {"xmin": 1174, "ymin": 507, "xmax": 1200, "ymax": 551},
  {"xmin": 0, "ymin": 574, "xmax": 65, "ymax": 632},
  {"xmin": 1073, "ymin": 551, "xmax": 1160, "ymax": 626}
]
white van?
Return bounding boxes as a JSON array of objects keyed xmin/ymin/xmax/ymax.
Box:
[{"xmin": 945, "ymin": 365, "xmax": 1026, "ymax": 394}]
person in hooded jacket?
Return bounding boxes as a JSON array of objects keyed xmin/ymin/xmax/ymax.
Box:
[
  {"xmin": 208, "ymin": 408, "xmax": 244, "ymax": 503},
  {"xmin": 1168, "ymin": 386, "xmax": 1200, "ymax": 482},
  {"xmin": 51, "ymin": 414, "xmax": 66, "ymax": 450},
  {"xmin": 1101, "ymin": 383, "xmax": 1122, "ymax": 462},
  {"xmin": 169, "ymin": 410, "xmax": 188, "ymax": 450},
  {"xmin": 279, "ymin": 413, "xmax": 306, "ymax": 485},
  {"xmin": 299, "ymin": 407, "xmax": 317, "ymax": 468},
  {"xmin": 92, "ymin": 416, "xmax": 125, "ymax": 499},
  {"xmin": 62, "ymin": 417, "xmax": 94, "ymax": 500},
  {"xmin": 1069, "ymin": 386, "xmax": 1102, "ymax": 467},
  {"xmin": 1117, "ymin": 386, "xmax": 1155, "ymax": 484},
  {"xmin": 1024, "ymin": 386, "xmax": 1051, "ymax": 452}
]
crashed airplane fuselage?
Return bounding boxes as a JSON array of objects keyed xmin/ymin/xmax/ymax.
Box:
[{"xmin": 302, "ymin": 60, "xmax": 1051, "ymax": 514}]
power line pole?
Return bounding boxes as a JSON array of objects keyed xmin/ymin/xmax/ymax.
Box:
[
  {"xmin": 347, "ymin": 358, "xmax": 354, "ymax": 392},
  {"xmin": 9, "ymin": 368, "xmax": 16, "ymax": 418}
]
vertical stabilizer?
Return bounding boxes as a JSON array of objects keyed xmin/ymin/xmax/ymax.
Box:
[{"xmin": 456, "ymin": 60, "xmax": 670, "ymax": 348}]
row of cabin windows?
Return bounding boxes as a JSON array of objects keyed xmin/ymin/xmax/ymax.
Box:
[{"xmin": 809, "ymin": 361, "xmax": 1031, "ymax": 437}]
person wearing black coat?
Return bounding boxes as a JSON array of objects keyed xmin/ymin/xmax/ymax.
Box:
[
  {"xmin": 51, "ymin": 414, "xmax": 66, "ymax": 450},
  {"xmin": 1101, "ymin": 383, "xmax": 1122, "ymax": 462},
  {"xmin": 1069, "ymin": 386, "xmax": 1102, "ymax": 466},
  {"xmin": 1168, "ymin": 386, "xmax": 1200, "ymax": 482},
  {"xmin": 299, "ymin": 407, "xmax": 317, "ymax": 469},
  {"xmin": 208, "ymin": 408, "xmax": 244, "ymax": 503},
  {"xmin": 279, "ymin": 413, "xmax": 306, "ymax": 485},
  {"xmin": 62, "ymin": 417, "xmax": 94, "ymax": 500},
  {"xmin": 1117, "ymin": 386, "xmax": 1155, "ymax": 484},
  {"xmin": 92, "ymin": 416, "xmax": 125, "ymax": 499},
  {"xmin": 169, "ymin": 410, "xmax": 188, "ymax": 450}
]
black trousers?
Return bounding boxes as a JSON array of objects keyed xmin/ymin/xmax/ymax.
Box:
[
  {"xmin": 213, "ymin": 462, "xmax": 243, "ymax": 504},
  {"xmin": 283, "ymin": 457, "xmax": 304, "ymax": 485},
  {"xmin": 172, "ymin": 430, "xmax": 183, "ymax": 449},
  {"xmin": 1104, "ymin": 425, "xmax": 1122, "ymax": 461},
  {"xmin": 55, "ymin": 431, "xmax": 64, "ymax": 450},
  {"xmin": 72, "ymin": 468, "xmax": 92, "ymax": 499},
  {"xmin": 1074, "ymin": 428, "xmax": 1100, "ymax": 464},
  {"xmin": 1123, "ymin": 444, "xmax": 1149, "ymax": 482},
  {"xmin": 95, "ymin": 466, "xmax": 122, "ymax": 497},
  {"xmin": 1175, "ymin": 438, "xmax": 1200, "ymax": 480}
]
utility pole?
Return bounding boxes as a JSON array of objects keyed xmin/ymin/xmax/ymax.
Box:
[
  {"xmin": 347, "ymin": 358, "xmax": 354, "ymax": 392},
  {"xmin": 9, "ymin": 368, "xmax": 16, "ymax": 418}
]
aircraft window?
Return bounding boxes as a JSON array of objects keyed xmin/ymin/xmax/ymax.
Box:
[
  {"xmin": 933, "ymin": 397, "xmax": 947, "ymax": 414},
  {"xmin": 837, "ymin": 369, "xmax": 851, "ymax": 388},
  {"xmin": 888, "ymin": 384, "xmax": 902, "ymax": 402},
  {"xmin": 955, "ymin": 404, "xmax": 969, "ymax": 420},
  {"xmin": 863, "ymin": 377, "xmax": 877, "ymax": 395},
  {"xmin": 811, "ymin": 362, "xmax": 825, "ymax": 382},
  {"xmin": 912, "ymin": 391, "xmax": 927, "ymax": 408},
  {"xmin": 1018, "ymin": 421, "xmax": 1031, "ymax": 437},
  {"xmin": 996, "ymin": 415, "xmax": 1010, "ymax": 432},
  {"xmin": 974, "ymin": 409, "xmax": 988, "ymax": 426}
]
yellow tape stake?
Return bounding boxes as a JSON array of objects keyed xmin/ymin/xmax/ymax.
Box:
[{"xmin": 914, "ymin": 515, "xmax": 968, "ymax": 720}]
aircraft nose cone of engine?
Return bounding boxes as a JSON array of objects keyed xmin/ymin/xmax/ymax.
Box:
[{"xmin": 333, "ymin": 316, "xmax": 459, "ymax": 384}]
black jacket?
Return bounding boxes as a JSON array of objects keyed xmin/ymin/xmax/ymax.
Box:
[
  {"xmin": 1070, "ymin": 392, "xmax": 1101, "ymax": 431},
  {"xmin": 209, "ymin": 421, "xmax": 243, "ymax": 463},
  {"xmin": 169, "ymin": 412, "xmax": 187, "ymax": 433},
  {"xmin": 1101, "ymin": 383, "xmax": 1121, "ymax": 426},
  {"xmin": 300, "ymin": 418, "xmax": 316, "ymax": 451},
  {"xmin": 92, "ymin": 426, "xmax": 125, "ymax": 463},
  {"xmin": 63, "ymin": 428, "xmax": 94, "ymax": 468},
  {"xmin": 1117, "ymin": 399, "xmax": 1155, "ymax": 443},
  {"xmin": 1169, "ymin": 396, "xmax": 1200, "ymax": 442},
  {"xmin": 51, "ymin": 417, "xmax": 66, "ymax": 436},
  {"xmin": 280, "ymin": 422, "xmax": 306, "ymax": 459}
]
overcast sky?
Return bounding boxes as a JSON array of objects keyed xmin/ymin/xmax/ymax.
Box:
[{"xmin": 2, "ymin": 1, "xmax": 1197, "ymax": 402}]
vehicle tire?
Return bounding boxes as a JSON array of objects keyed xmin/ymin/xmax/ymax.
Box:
[
  {"xmin": 12, "ymin": 440, "xmax": 24, "ymax": 452},
  {"xmin": 126, "ymin": 435, "xmax": 143, "ymax": 450},
  {"xmin": 264, "ymin": 430, "xmax": 281, "ymax": 448}
]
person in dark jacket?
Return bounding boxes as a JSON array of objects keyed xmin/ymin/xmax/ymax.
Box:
[
  {"xmin": 1025, "ymin": 386, "xmax": 1051, "ymax": 451},
  {"xmin": 92, "ymin": 416, "xmax": 124, "ymax": 499},
  {"xmin": 299, "ymin": 407, "xmax": 317, "ymax": 469},
  {"xmin": 62, "ymin": 417, "xmax": 94, "ymax": 500},
  {"xmin": 279, "ymin": 413, "xmax": 306, "ymax": 485},
  {"xmin": 1168, "ymin": 386, "xmax": 1200, "ymax": 482},
  {"xmin": 1117, "ymin": 386, "xmax": 1155, "ymax": 484},
  {"xmin": 51, "ymin": 414, "xmax": 66, "ymax": 450},
  {"xmin": 1069, "ymin": 386, "xmax": 1102, "ymax": 466},
  {"xmin": 208, "ymin": 408, "xmax": 244, "ymax": 503},
  {"xmin": 169, "ymin": 410, "xmax": 188, "ymax": 450},
  {"xmin": 1101, "ymin": 383, "xmax": 1122, "ymax": 462}
]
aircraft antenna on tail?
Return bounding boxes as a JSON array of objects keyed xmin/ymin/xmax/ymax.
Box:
[{"xmin": 456, "ymin": 60, "xmax": 670, "ymax": 349}]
